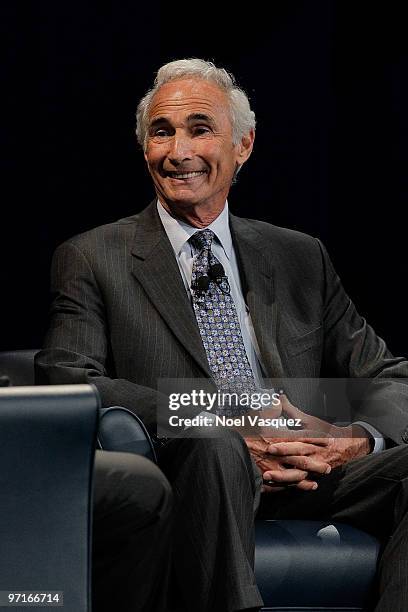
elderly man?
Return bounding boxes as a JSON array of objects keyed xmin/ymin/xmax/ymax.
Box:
[{"xmin": 36, "ymin": 59, "xmax": 408, "ymax": 612}]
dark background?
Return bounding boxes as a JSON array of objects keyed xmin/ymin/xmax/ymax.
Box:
[{"xmin": 1, "ymin": 1, "xmax": 407, "ymax": 354}]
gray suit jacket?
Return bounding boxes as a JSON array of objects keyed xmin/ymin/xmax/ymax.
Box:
[{"xmin": 35, "ymin": 201, "xmax": 408, "ymax": 444}]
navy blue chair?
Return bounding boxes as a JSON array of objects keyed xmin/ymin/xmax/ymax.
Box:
[
  {"xmin": 0, "ymin": 380, "xmax": 98, "ymax": 612},
  {"xmin": 0, "ymin": 350, "xmax": 380, "ymax": 611}
]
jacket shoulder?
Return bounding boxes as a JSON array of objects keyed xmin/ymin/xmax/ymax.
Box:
[
  {"xmin": 231, "ymin": 215, "xmax": 328, "ymax": 282},
  {"xmin": 234, "ymin": 215, "xmax": 322, "ymax": 252},
  {"xmin": 54, "ymin": 213, "xmax": 144, "ymax": 263}
]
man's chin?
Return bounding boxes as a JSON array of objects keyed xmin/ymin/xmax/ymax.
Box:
[{"xmin": 158, "ymin": 193, "xmax": 202, "ymax": 211}]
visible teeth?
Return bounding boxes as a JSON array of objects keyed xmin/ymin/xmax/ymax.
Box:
[{"xmin": 168, "ymin": 171, "xmax": 205, "ymax": 179}]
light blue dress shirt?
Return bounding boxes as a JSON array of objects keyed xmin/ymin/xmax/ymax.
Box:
[
  {"xmin": 157, "ymin": 200, "xmax": 266, "ymax": 387},
  {"xmin": 157, "ymin": 200, "xmax": 384, "ymax": 452}
]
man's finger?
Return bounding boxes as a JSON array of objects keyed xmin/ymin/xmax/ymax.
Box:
[
  {"xmin": 267, "ymin": 441, "xmax": 324, "ymax": 456},
  {"xmin": 279, "ymin": 394, "xmax": 305, "ymax": 417},
  {"xmin": 295, "ymin": 437, "xmax": 331, "ymax": 446},
  {"xmin": 279, "ymin": 396, "xmax": 332, "ymax": 435},
  {"xmin": 260, "ymin": 435, "xmax": 330, "ymax": 447},
  {"xmin": 262, "ymin": 479, "xmax": 318, "ymax": 493},
  {"xmin": 263, "ymin": 468, "xmax": 308, "ymax": 483},
  {"xmin": 296, "ymin": 479, "xmax": 319, "ymax": 491},
  {"xmin": 281, "ymin": 455, "xmax": 331, "ymax": 474}
]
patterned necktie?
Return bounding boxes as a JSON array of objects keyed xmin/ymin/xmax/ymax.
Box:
[{"xmin": 190, "ymin": 229, "xmax": 256, "ymax": 413}]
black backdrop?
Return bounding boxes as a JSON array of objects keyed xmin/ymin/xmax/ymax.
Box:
[{"xmin": 2, "ymin": 1, "xmax": 407, "ymax": 355}]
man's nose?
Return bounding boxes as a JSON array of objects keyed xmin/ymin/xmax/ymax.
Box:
[{"xmin": 167, "ymin": 133, "xmax": 194, "ymax": 164}]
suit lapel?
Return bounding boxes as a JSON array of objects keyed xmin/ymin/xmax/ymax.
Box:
[
  {"xmin": 130, "ymin": 202, "xmax": 212, "ymax": 378},
  {"xmin": 130, "ymin": 202, "xmax": 284, "ymax": 380},
  {"xmin": 230, "ymin": 214, "xmax": 284, "ymax": 379}
]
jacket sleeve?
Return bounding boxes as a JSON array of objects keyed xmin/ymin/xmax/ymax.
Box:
[
  {"xmin": 317, "ymin": 238, "xmax": 408, "ymax": 446},
  {"xmin": 35, "ymin": 240, "xmax": 163, "ymax": 432}
]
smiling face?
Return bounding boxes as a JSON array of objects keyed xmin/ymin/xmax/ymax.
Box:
[{"xmin": 144, "ymin": 78, "xmax": 254, "ymax": 225}]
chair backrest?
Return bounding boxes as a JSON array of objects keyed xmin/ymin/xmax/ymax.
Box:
[
  {"xmin": 0, "ymin": 349, "xmax": 39, "ymax": 385},
  {"xmin": 0, "ymin": 384, "xmax": 99, "ymax": 612}
]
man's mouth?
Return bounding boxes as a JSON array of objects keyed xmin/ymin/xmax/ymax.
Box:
[{"xmin": 165, "ymin": 170, "xmax": 207, "ymax": 180}]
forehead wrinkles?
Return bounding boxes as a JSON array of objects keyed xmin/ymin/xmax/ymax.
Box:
[
  {"xmin": 149, "ymin": 78, "xmax": 232, "ymax": 129},
  {"xmin": 150, "ymin": 95, "xmax": 221, "ymax": 116}
]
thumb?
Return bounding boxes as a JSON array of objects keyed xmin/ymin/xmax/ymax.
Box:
[
  {"xmin": 279, "ymin": 394, "xmax": 302, "ymax": 416},
  {"xmin": 280, "ymin": 395, "xmax": 310, "ymax": 428}
]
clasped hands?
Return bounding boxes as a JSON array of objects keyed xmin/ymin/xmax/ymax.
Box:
[{"xmin": 244, "ymin": 395, "xmax": 371, "ymax": 493}]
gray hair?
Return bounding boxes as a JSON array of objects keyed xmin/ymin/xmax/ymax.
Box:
[{"xmin": 136, "ymin": 58, "xmax": 256, "ymax": 150}]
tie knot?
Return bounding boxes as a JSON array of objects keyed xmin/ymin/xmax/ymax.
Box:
[{"xmin": 190, "ymin": 229, "xmax": 214, "ymax": 252}]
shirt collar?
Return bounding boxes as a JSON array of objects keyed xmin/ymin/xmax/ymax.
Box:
[{"xmin": 157, "ymin": 199, "xmax": 233, "ymax": 259}]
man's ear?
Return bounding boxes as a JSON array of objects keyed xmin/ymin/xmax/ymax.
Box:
[{"xmin": 236, "ymin": 129, "xmax": 255, "ymax": 166}]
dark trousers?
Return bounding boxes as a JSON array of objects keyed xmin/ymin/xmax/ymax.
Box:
[
  {"xmin": 159, "ymin": 431, "xmax": 408, "ymax": 612},
  {"xmin": 158, "ymin": 428, "xmax": 264, "ymax": 612},
  {"xmin": 91, "ymin": 450, "xmax": 173, "ymax": 612}
]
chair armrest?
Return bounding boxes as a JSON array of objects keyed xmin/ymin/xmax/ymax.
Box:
[
  {"xmin": 97, "ymin": 406, "xmax": 157, "ymax": 463},
  {"xmin": 0, "ymin": 384, "xmax": 98, "ymax": 612}
]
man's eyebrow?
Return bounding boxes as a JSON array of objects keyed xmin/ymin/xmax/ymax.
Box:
[
  {"xmin": 149, "ymin": 117, "xmax": 168, "ymax": 129},
  {"xmin": 187, "ymin": 113, "xmax": 214, "ymax": 124},
  {"xmin": 148, "ymin": 113, "xmax": 216, "ymax": 129}
]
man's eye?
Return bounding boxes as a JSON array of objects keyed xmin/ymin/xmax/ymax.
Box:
[
  {"xmin": 153, "ymin": 129, "xmax": 169, "ymax": 137},
  {"xmin": 193, "ymin": 126, "xmax": 211, "ymax": 135}
]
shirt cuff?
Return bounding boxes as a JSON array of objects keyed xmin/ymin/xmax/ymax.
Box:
[{"xmin": 352, "ymin": 421, "xmax": 385, "ymax": 453}]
